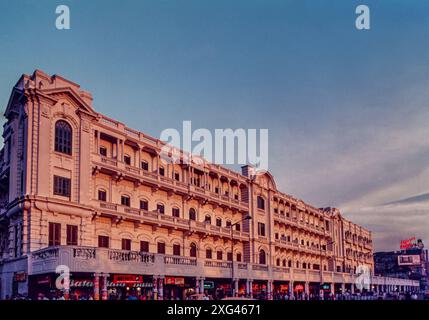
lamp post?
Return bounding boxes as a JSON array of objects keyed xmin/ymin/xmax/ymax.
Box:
[{"xmin": 230, "ymin": 214, "xmax": 252, "ymax": 297}]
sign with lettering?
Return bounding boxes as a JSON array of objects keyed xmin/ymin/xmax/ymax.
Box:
[
  {"xmin": 113, "ymin": 275, "xmax": 143, "ymax": 284},
  {"xmin": 400, "ymin": 237, "xmax": 416, "ymax": 250},
  {"xmin": 165, "ymin": 277, "xmax": 185, "ymax": 286}
]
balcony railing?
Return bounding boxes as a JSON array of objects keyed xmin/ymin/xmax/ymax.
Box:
[{"xmin": 29, "ymin": 246, "xmax": 418, "ymax": 288}]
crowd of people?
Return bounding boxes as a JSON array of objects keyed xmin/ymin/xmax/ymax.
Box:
[
  {"xmin": 2, "ymin": 290, "xmax": 424, "ymax": 300},
  {"xmin": 272, "ymin": 291, "xmax": 422, "ymax": 300}
]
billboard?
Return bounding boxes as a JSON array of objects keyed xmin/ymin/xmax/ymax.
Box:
[
  {"xmin": 398, "ymin": 255, "xmax": 421, "ymax": 266},
  {"xmin": 400, "ymin": 237, "xmax": 424, "ymax": 250}
]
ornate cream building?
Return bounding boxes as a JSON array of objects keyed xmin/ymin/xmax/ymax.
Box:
[{"xmin": 0, "ymin": 70, "xmax": 418, "ymax": 299}]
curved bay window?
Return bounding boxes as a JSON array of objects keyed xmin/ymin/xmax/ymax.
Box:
[
  {"xmin": 55, "ymin": 120, "xmax": 72, "ymax": 155},
  {"xmin": 259, "ymin": 249, "xmax": 266, "ymax": 265}
]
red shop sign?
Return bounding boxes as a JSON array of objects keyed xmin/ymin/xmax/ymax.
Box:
[{"xmin": 113, "ymin": 275, "xmax": 143, "ymax": 284}]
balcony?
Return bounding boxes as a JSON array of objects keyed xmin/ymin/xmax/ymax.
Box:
[
  {"xmin": 95, "ymin": 201, "xmax": 250, "ymax": 241},
  {"xmin": 29, "ymin": 245, "xmax": 417, "ymax": 286},
  {"xmin": 92, "ymin": 154, "xmax": 249, "ymax": 211}
]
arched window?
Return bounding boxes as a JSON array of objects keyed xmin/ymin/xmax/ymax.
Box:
[
  {"xmin": 190, "ymin": 243, "xmax": 197, "ymax": 258},
  {"xmin": 55, "ymin": 120, "xmax": 72, "ymax": 155},
  {"xmin": 216, "ymin": 217, "xmax": 222, "ymax": 227},
  {"xmin": 189, "ymin": 208, "xmax": 196, "ymax": 221},
  {"xmin": 259, "ymin": 249, "xmax": 266, "ymax": 265},
  {"xmin": 206, "ymin": 248, "xmax": 212, "ymax": 259},
  {"xmin": 204, "ymin": 215, "xmax": 211, "ymax": 224},
  {"xmin": 282, "ymin": 259, "xmax": 286, "ymax": 267}
]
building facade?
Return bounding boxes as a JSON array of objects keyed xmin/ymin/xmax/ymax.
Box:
[
  {"xmin": 374, "ymin": 247, "xmax": 428, "ymax": 291},
  {"xmin": 0, "ymin": 70, "xmax": 419, "ymax": 299}
]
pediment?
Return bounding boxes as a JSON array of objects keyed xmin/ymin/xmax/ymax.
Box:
[{"xmin": 42, "ymin": 87, "xmax": 96, "ymax": 116}]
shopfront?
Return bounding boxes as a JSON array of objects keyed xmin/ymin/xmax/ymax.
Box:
[
  {"xmin": 252, "ymin": 281, "xmax": 267, "ymax": 299},
  {"xmin": 107, "ymin": 274, "xmax": 153, "ymax": 300},
  {"xmin": 273, "ymin": 282, "xmax": 289, "ymax": 299},
  {"xmin": 163, "ymin": 276, "xmax": 195, "ymax": 300}
]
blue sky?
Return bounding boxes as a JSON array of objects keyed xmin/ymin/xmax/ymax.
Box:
[{"xmin": 1, "ymin": 0, "xmax": 429, "ymax": 250}]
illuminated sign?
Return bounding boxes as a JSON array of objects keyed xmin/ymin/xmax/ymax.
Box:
[
  {"xmin": 164, "ymin": 277, "xmax": 185, "ymax": 285},
  {"xmin": 14, "ymin": 272, "xmax": 27, "ymax": 282},
  {"xmin": 400, "ymin": 237, "xmax": 416, "ymax": 250},
  {"xmin": 113, "ymin": 275, "xmax": 143, "ymax": 284},
  {"xmin": 398, "ymin": 255, "xmax": 421, "ymax": 266}
]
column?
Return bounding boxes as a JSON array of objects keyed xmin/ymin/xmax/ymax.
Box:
[
  {"xmin": 330, "ymin": 283, "xmax": 335, "ymax": 296},
  {"xmin": 200, "ymin": 278, "xmax": 205, "ymax": 294},
  {"xmin": 351, "ymin": 283, "xmax": 355, "ymax": 294},
  {"xmin": 63, "ymin": 270, "xmax": 70, "ymax": 300},
  {"xmin": 341, "ymin": 283, "xmax": 345, "ymax": 295},
  {"xmin": 304, "ymin": 282, "xmax": 310, "ymax": 300},
  {"xmin": 234, "ymin": 279, "xmax": 239, "ymax": 297},
  {"xmin": 158, "ymin": 277, "xmax": 164, "ymax": 300},
  {"xmin": 93, "ymin": 273, "xmax": 100, "ymax": 300},
  {"xmin": 101, "ymin": 273, "xmax": 109, "ymax": 300},
  {"xmin": 195, "ymin": 277, "xmax": 200, "ymax": 294},
  {"xmin": 246, "ymin": 280, "xmax": 250, "ymax": 297},
  {"xmin": 289, "ymin": 281, "xmax": 294, "ymax": 299},
  {"xmin": 153, "ymin": 276, "xmax": 158, "ymax": 300},
  {"xmin": 249, "ymin": 280, "xmax": 253, "ymax": 298}
]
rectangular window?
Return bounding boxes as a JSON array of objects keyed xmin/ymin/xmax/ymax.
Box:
[
  {"xmin": 174, "ymin": 173, "xmax": 180, "ymax": 181},
  {"xmin": 159, "ymin": 167, "xmax": 165, "ymax": 176},
  {"xmin": 53, "ymin": 176, "xmax": 71, "ymax": 197},
  {"xmin": 98, "ymin": 235, "xmax": 109, "ymax": 248},
  {"xmin": 227, "ymin": 252, "xmax": 233, "ymax": 261},
  {"xmin": 140, "ymin": 241, "xmax": 149, "ymax": 252},
  {"xmin": 124, "ymin": 155, "xmax": 131, "ymax": 165},
  {"xmin": 99, "ymin": 146, "xmax": 107, "ymax": 157},
  {"xmin": 206, "ymin": 249, "xmax": 212, "ymax": 259},
  {"xmin": 49, "ymin": 222, "xmax": 61, "ymax": 246},
  {"xmin": 217, "ymin": 251, "xmax": 223, "ymax": 260},
  {"xmin": 98, "ymin": 189, "xmax": 107, "ymax": 202},
  {"xmin": 236, "ymin": 253, "xmax": 242, "ymax": 262},
  {"xmin": 172, "ymin": 208, "xmax": 180, "ymax": 217},
  {"xmin": 173, "ymin": 244, "xmax": 181, "ymax": 256},
  {"xmin": 14, "ymin": 225, "xmax": 19, "ymax": 257},
  {"xmin": 66, "ymin": 225, "xmax": 78, "ymax": 246},
  {"xmin": 257, "ymin": 197, "xmax": 265, "ymax": 210},
  {"xmin": 121, "ymin": 196, "xmax": 130, "ymax": 207},
  {"xmin": 141, "ymin": 161, "xmax": 149, "ymax": 171},
  {"xmin": 122, "ymin": 238, "xmax": 131, "ymax": 251},
  {"xmin": 140, "ymin": 200, "xmax": 148, "ymax": 211},
  {"xmin": 258, "ymin": 223, "xmax": 266, "ymax": 237},
  {"xmin": 235, "ymin": 223, "xmax": 241, "ymax": 231},
  {"xmin": 157, "ymin": 242, "xmax": 166, "ymax": 254}
]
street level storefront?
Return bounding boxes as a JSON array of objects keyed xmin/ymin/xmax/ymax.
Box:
[
  {"xmin": 28, "ymin": 273, "xmax": 154, "ymax": 300},
  {"xmin": 163, "ymin": 276, "xmax": 195, "ymax": 300}
]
